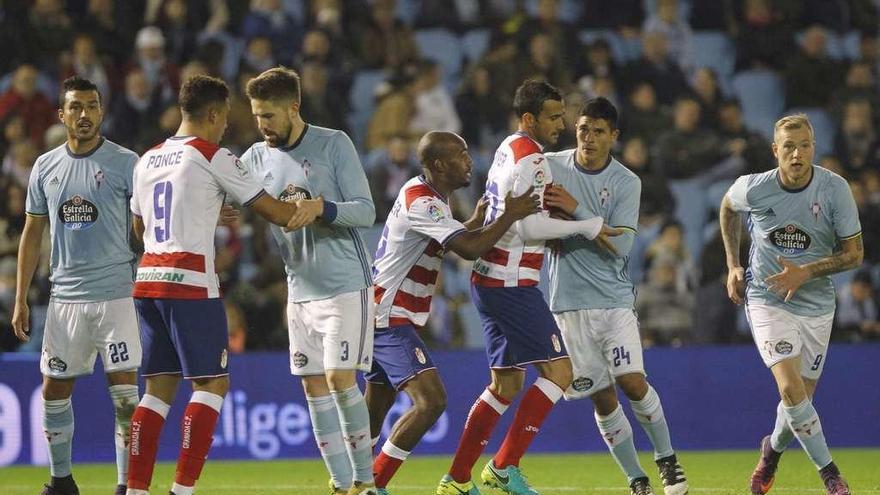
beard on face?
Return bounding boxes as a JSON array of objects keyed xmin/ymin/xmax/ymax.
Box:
[{"xmin": 264, "ymin": 120, "xmax": 293, "ymax": 147}]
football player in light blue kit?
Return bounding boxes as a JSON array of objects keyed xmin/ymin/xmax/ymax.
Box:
[
  {"xmin": 720, "ymin": 114, "xmax": 862, "ymax": 495},
  {"xmin": 12, "ymin": 77, "xmax": 141, "ymax": 495},
  {"xmin": 240, "ymin": 67, "xmax": 378, "ymax": 495},
  {"xmin": 544, "ymin": 98, "xmax": 688, "ymax": 495}
]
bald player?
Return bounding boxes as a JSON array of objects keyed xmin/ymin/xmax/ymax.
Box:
[{"xmin": 366, "ymin": 131, "xmax": 540, "ymax": 495}]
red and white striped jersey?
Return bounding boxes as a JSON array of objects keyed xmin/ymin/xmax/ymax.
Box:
[
  {"xmin": 131, "ymin": 136, "xmax": 265, "ymax": 299},
  {"xmin": 472, "ymin": 132, "xmax": 552, "ymax": 287},
  {"xmin": 372, "ymin": 176, "xmax": 466, "ymax": 328}
]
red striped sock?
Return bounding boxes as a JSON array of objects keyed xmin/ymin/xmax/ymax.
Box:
[
  {"xmin": 127, "ymin": 396, "xmax": 170, "ymax": 490},
  {"xmin": 174, "ymin": 391, "xmax": 223, "ymax": 487},
  {"xmin": 494, "ymin": 378, "xmax": 563, "ymax": 468},
  {"xmin": 373, "ymin": 451, "xmax": 404, "ymax": 488},
  {"xmin": 448, "ymin": 388, "xmax": 510, "ymax": 483}
]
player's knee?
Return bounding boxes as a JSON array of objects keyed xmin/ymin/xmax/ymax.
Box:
[
  {"xmin": 547, "ymin": 364, "xmax": 573, "ymax": 390},
  {"xmin": 416, "ymin": 394, "xmax": 447, "ymax": 422},
  {"xmin": 616, "ymin": 374, "xmax": 648, "ymax": 401},
  {"xmin": 590, "ymin": 387, "xmax": 619, "ymax": 416},
  {"xmin": 778, "ymin": 381, "xmax": 807, "ymax": 406}
]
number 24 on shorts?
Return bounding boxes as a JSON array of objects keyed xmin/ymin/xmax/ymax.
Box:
[{"xmin": 612, "ymin": 346, "xmax": 631, "ymax": 367}]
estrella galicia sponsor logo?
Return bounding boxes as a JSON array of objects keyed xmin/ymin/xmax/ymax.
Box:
[
  {"xmin": 48, "ymin": 357, "xmax": 68, "ymax": 373},
  {"xmin": 572, "ymin": 377, "xmax": 593, "ymax": 392},
  {"xmin": 58, "ymin": 195, "xmax": 99, "ymax": 230},
  {"xmin": 775, "ymin": 340, "xmax": 793, "ymax": 355},
  {"xmin": 769, "ymin": 224, "xmax": 811, "ymax": 255},
  {"xmin": 292, "ymin": 351, "xmax": 308, "ymax": 368},
  {"xmin": 278, "ymin": 184, "xmax": 311, "ymax": 203}
]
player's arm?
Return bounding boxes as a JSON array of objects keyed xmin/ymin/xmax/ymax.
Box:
[
  {"xmin": 305, "ymin": 132, "xmax": 376, "ymax": 229},
  {"xmin": 248, "ymin": 192, "xmax": 307, "ymax": 230},
  {"xmin": 719, "ymin": 193, "xmax": 745, "ymax": 304},
  {"xmin": 461, "ymin": 195, "xmax": 488, "ymax": 230},
  {"xmin": 12, "ymin": 214, "xmax": 47, "ymax": 342},
  {"xmin": 544, "ymin": 182, "xmax": 638, "ymax": 257},
  {"xmin": 132, "ymin": 214, "xmax": 145, "ymax": 241},
  {"xmin": 447, "ymin": 187, "xmax": 540, "ymax": 260}
]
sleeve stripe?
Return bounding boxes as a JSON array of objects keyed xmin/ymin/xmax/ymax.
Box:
[
  {"xmin": 441, "ymin": 228, "xmax": 467, "ymax": 247},
  {"xmin": 840, "ymin": 231, "xmax": 862, "ymax": 241},
  {"xmin": 613, "ymin": 225, "xmax": 638, "ymax": 234},
  {"xmin": 26, "ymin": 211, "xmax": 49, "ymax": 217},
  {"xmin": 242, "ymin": 189, "xmax": 267, "ymax": 207}
]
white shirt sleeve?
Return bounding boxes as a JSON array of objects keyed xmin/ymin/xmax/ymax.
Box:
[
  {"xmin": 407, "ymin": 197, "xmax": 466, "ymax": 247},
  {"xmin": 207, "ymin": 148, "xmax": 266, "ymax": 206}
]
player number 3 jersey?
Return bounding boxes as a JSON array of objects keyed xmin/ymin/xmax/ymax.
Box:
[{"xmin": 131, "ymin": 136, "xmax": 265, "ymax": 299}]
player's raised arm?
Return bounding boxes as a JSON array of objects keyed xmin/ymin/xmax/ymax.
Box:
[{"xmin": 446, "ymin": 187, "xmax": 540, "ymax": 260}]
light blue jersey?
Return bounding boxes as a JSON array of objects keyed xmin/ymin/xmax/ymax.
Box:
[
  {"xmin": 727, "ymin": 166, "xmax": 861, "ymax": 316},
  {"xmin": 241, "ymin": 125, "xmax": 375, "ymax": 302},
  {"xmin": 545, "ymin": 151, "xmax": 640, "ymax": 312},
  {"xmin": 25, "ymin": 139, "xmax": 138, "ymax": 302}
]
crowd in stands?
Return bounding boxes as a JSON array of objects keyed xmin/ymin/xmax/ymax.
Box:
[{"xmin": 1, "ymin": 0, "xmax": 879, "ymax": 353}]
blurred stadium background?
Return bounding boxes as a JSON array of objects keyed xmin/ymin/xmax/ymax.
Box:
[{"xmin": 0, "ymin": 0, "xmax": 879, "ymax": 490}]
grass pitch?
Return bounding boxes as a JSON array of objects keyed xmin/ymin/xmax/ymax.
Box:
[{"xmin": 3, "ymin": 449, "xmax": 879, "ymax": 494}]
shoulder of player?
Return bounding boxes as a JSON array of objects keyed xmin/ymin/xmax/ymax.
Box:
[
  {"xmin": 608, "ymin": 157, "xmax": 640, "ymax": 184},
  {"xmin": 812, "ymin": 165, "xmax": 848, "ymax": 191},
  {"xmin": 506, "ymin": 134, "xmax": 542, "ymax": 163},
  {"xmin": 402, "ymin": 180, "xmax": 442, "ymax": 210},
  {"xmin": 544, "ymin": 149, "xmax": 575, "ymax": 171}
]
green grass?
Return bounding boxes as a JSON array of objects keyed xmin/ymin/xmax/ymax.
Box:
[{"xmin": 4, "ymin": 450, "xmax": 880, "ymax": 494}]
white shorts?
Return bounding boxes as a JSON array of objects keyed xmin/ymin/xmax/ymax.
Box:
[
  {"xmin": 746, "ymin": 303, "xmax": 834, "ymax": 380},
  {"xmin": 41, "ymin": 297, "xmax": 142, "ymax": 379},
  {"xmin": 287, "ymin": 288, "xmax": 374, "ymax": 376},
  {"xmin": 553, "ymin": 308, "xmax": 645, "ymax": 400}
]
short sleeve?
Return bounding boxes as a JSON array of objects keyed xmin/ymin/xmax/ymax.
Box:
[
  {"xmin": 130, "ymin": 164, "xmax": 142, "ymax": 216},
  {"xmin": 831, "ymin": 177, "xmax": 862, "ymax": 239},
  {"xmin": 25, "ymin": 160, "xmax": 47, "ymax": 216},
  {"xmin": 725, "ymin": 175, "xmax": 751, "ymax": 212},
  {"xmin": 124, "ymin": 153, "xmax": 136, "ymax": 195},
  {"xmin": 610, "ymin": 176, "xmax": 640, "ymax": 230},
  {"xmin": 512, "ymin": 153, "xmax": 552, "ymax": 212},
  {"xmin": 207, "ymin": 148, "xmax": 266, "ymax": 205},
  {"xmin": 407, "ymin": 197, "xmax": 466, "ymax": 246}
]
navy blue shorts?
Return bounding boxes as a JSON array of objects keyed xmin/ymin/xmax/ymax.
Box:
[
  {"xmin": 471, "ymin": 284, "xmax": 568, "ymax": 370},
  {"xmin": 365, "ymin": 324, "xmax": 436, "ymax": 390},
  {"xmin": 135, "ymin": 298, "xmax": 229, "ymax": 379}
]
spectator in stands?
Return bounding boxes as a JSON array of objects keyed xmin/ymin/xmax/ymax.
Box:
[
  {"xmin": 620, "ymin": 82, "xmax": 671, "ymax": 147},
  {"xmin": 455, "ymin": 65, "xmax": 509, "ymax": 153},
  {"xmin": 849, "ymin": 180, "xmax": 880, "ymax": 264},
  {"xmin": 836, "ymin": 270, "xmax": 880, "ymax": 341},
  {"xmin": 227, "ymin": 70, "xmax": 262, "ymax": 153},
  {"xmin": 295, "ymin": 28, "xmax": 350, "ymax": 98},
  {"xmin": 1, "ymin": 113, "xmax": 27, "ymax": 160},
  {"xmin": 105, "ymin": 68, "xmax": 162, "ymax": 153},
  {"xmin": 518, "ymin": 0, "xmax": 579, "ymax": 64},
  {"xmin": 0, "ymin": 255, "xmax": 19, "ymax": 351},
  {"xmin": 643, "ymin": 0, "xmax": 694, "ymax": 71},
  {"xmin": 784, "ymin": 25, "xmax": 844, "ymax": 109},
  {"xmin": 0, "ymin": 64, "xmax": 55, "ymax": 148},
  {"xmin": 43, "ymin": 123, "xmax": 67, "ymax": 150},
  {"xmin": 1, "ymin": 140, "xmax": 38, "ymax": 189},
  {"xmin": 621, "ymin": 30, "xmax": 689, "ymax": 105},
  {"xmin": 622, "ymin": 136, "xmax": 675, "ymax": 221},
  {"xmin": 575, "ymin": 38, "xmax": 620, "ymax": 87},
  {"xmin": 156, "ymin": 0, "xmax": 199, "ymax": 65},
  {"xmin": 240, "ymin": 35, "xmax": 277, "ymax": 73},
  {"xmin": 819, "ymin": 155, "xmax": 847, "ymax": 177},
  {"xmin": 415, "ymin": 0, "xmax": 488, "ymax": 31},
  {"xmin": 298, "ymin": 59, "xmax": 350, "ymax": 133},
  {"xmin": 60, "ymin": 34, "xmax": 112, "ymax": 104},
  {"xmin": 690, "ymin": 67, "xmax": 723, "ymax": 130},
  {"xmin": 0, "ymin": 180, "xmax": 25, "ymax": 258},
  {"xmin": 830, "ymin": 62, "xmax": 879, "ymax": 126},
  {"xmin": 410, "ymin": 60, "xmax": 461, "ymax": 136},
  {"xmin": 241, "ymin": 0, "xmax": 302, "ymax": 64},
  {"xmin": 694, "ymin": 229, "xmax": 750, "ymax": 344},
  {"xmin": 717, "ymin": 99, "xmax": 775, "ymax": 175},
  {"xmin": 225, "ymin": 300, "xmax": 249, "ymax": 353},
  {"xmin": 366, "ymin": 66, "xmax": 417, "ymax": 151},
  {"xmin": 635, "ymin": 253, "xmax": 694, "ymax": 346},
  {"xmin": 834, "ymin": 99, "xmax": 880, "ymax": 175},
  {"xmin": 581, "ymin": 0, "xmax": 644, "ymax": 30},
  {"xmin": 732, "ymin": 0, "xmax": 796, "ymax": 70},
  {"xmin": 356, "ymin": 0, "xmax": 419, "ymax": 69},
  {"xmin": 367, "ymin": 134, "xmax": 419, "ymax": 221},
  {"xmin": 644, "ymin": 220, "xmax": 696, "ymax": 292},
  {"xmin": 129, "ymin": 26, "xmax": 180, "ymax": 105},
  {"xmin": 26, "ymin": 0, "xmax": 73, "ymax": 68},
  {"xmin": 654, "ymin": 97, "xmax": 726, "ymax": 180},
  {"xmin": 477, "ymin": 32, "xmax": 519, "ymax": 104},
  {"xmin": 516, "ymin": 32, "xmax": 574, "ymax": 90}
]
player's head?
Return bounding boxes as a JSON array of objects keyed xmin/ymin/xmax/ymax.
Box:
[
  {"xmin": 772, "ymin": 114, "xmax": 815, "ymax": 184},
  {"xmin": 246, "ymin": 67, "xmax": 302, "ymax": 147},
  {"xmin": 58, "ymin": 76, "xmax": 103, "ymax": 143},
  {"xmin": 179, "ymin": 74, "xmax": 230, "ymax": 144},
  {"xmin": 417, "ymin": 131, "xmax": 473, "ymax": 190},
  {"xmin": 513, "ymin": 80, "xmax": 565, "ymax": 146},
  {"xmin": 576, "ymin": 97, "xmax": 620, "ymax": 164}
]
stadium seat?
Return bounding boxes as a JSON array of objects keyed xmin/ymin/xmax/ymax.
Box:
[
  {"xmin": 414, "ymin": 28, "xmax": 463, "ymax": 86},
  {"xmin": 461, "ymin": 29, "xmax": 491, "ymax": 64},
  {"xmin": 732, "ymin": 70, "xmax": 785, "ymax": 140},
  {"xmin": 578, "ymin": 29, "xmax": 641, "ymax": 64},
  {"xmin": 348, "ymin": 69, "xmax": 388, "ymax": 148},
  {"xmin": 692, "ymin": 30, "xmax": 735, "ymax": 93},
  {"xmin": 787, "ymin": 107, "xmax": 835, "ymax": 158}
]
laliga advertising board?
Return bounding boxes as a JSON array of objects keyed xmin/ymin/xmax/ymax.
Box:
[{"xmin": 1, "ymin": 347, "xmax": 878, "ymax": 465}]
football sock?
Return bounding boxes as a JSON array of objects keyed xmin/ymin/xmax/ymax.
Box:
[
  {"xmin": 332, "ymin": 386, "xmax": 374, "ymax": 483},
  {"xmin": 308, "ymin": 394, "xmax": 352, "ymax": 489},
  {"xmin": 373, "ymin": 441, "xmax": 410, "ymax": 488},
  {"xmin": 630, "ymin": 385, "xmax": 674, "ymax": 460},
  {"xmin": 109, "ymin": 384, "xmax": 139, "ymax": 485},
  {"xmin": 448, "ymin": 388, "xmax": 510, "ymax": 483},
  {"xmin": 770, "ymin": 400, "xmax": 795, "ymax": 453},
  {"xmin": 174, "ymin": 391, "xmax": 223, "ymax": 488},
  {"xmin": 595, "ymin": 404, "xmax": 647, "ymax": 483},
  {"xmin": 44, "ymin": 398, "xmax": 75, "ymax": 478},
  {"xmin": 784, "ymin": 399, "xmax": 832, "ymax": 469},
  {"xmin": 494, "ymin": 377, "xmax": 562, "ymax": 468},
  {"xmin": 128, "ymin": 394, "xmax": 170, "ymax": 490}
]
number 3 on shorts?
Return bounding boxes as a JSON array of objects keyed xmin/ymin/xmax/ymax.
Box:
[{"xmin": 340, "ymin": 340, "xmax": 349, "ymax": 362}]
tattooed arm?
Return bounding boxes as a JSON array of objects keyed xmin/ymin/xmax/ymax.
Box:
[
  {"xmin": 720, "ymin": 195, "xmax": 746, "ymax": 304},
  {"xmin": 765, "ymin": 234, "xmax": 863, "ymax": 302}
]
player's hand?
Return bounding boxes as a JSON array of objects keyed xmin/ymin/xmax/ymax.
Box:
[
  {"xmin": 504, "ymin": 187, "xmax": 541, "ymax": 220},
  {"xmin": 591, "ymin": 225, "xmax": 623, "ymax": 256},
  {"xmin": 12, "ymin": 301, "xmax": 30, "ymax": 342},
  {"xmin": 285, "ymin": 197, "xmax": 324, "ymax": 231},
  {"xmin": 543, "ymin": 184, "xmax": 579, "ymax": 215},
  {"xmin": 765, "ymin": 256, "xmax": 810, "ymax": 302},
  {"xmin": 726, "ymin": 266, "xmax": 746, "ymax": 305},
  {"xmin": 217, "ymin": 204, "xmax": 241, "ymax": 227},
  {"xmin": 468, "ymin": 195, "xmax": 489, "ymax": 225}
]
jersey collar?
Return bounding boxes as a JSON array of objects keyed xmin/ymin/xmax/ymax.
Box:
[
  {"xmin": 776, "ymin": 165, "xmax": 814, "ymax": 193},
  {"xmin": 280, "ymin": 124, "xmax": 310, "ymax": 152},
  {"xmin": 65, "ymin": 137, "xmax": 106, "ymax": 158},
  {"xmin": 418, "ymin": 175, "xmax": 449, "ymax": 202}
]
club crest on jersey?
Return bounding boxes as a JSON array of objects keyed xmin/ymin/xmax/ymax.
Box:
[
  {"xmin": 533, "ymin": 169, "xmax": 546, "ymax": 187},
  {"xmin": 551, "ymin": 334, "xmax": 562, "ymax": 353},
  {"xmin": 302, "ymin": 158, "xmax": 312, "ymax": 178},
  {"xmin": 220, "ymin": 349, "xmax": 228, "ymax": 368},
  {"xmin": 414, "ymin": 347, "xmax": 427, "ymax": 364},
  {"xmin": 232, "ymin": 156, "xmax": 249, "ymax": 178},
  {"xmin": 94, "ymin": 170, "xmax": 104, "ymax": 189},
  {"xmin": 811, "ymin": 202, "xmax": 821, "ymax": 221},
  {"xmin": 768, "ymin": 224, "xmax": 811, "ymax": 255},
  {"xmin": 427, "ymin": 202, "xmax": 445, "ymax": 222},
  {"xmin": 58, "ymin": 195, "xmax": 99, "ymax": 230},
  {"xmin": 599, "ymin": 187, "xmax": 610, "ymax": 207},
  {"xmin": 278, "ymin": 184, "xmax": 311, "ymax": 203}
]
